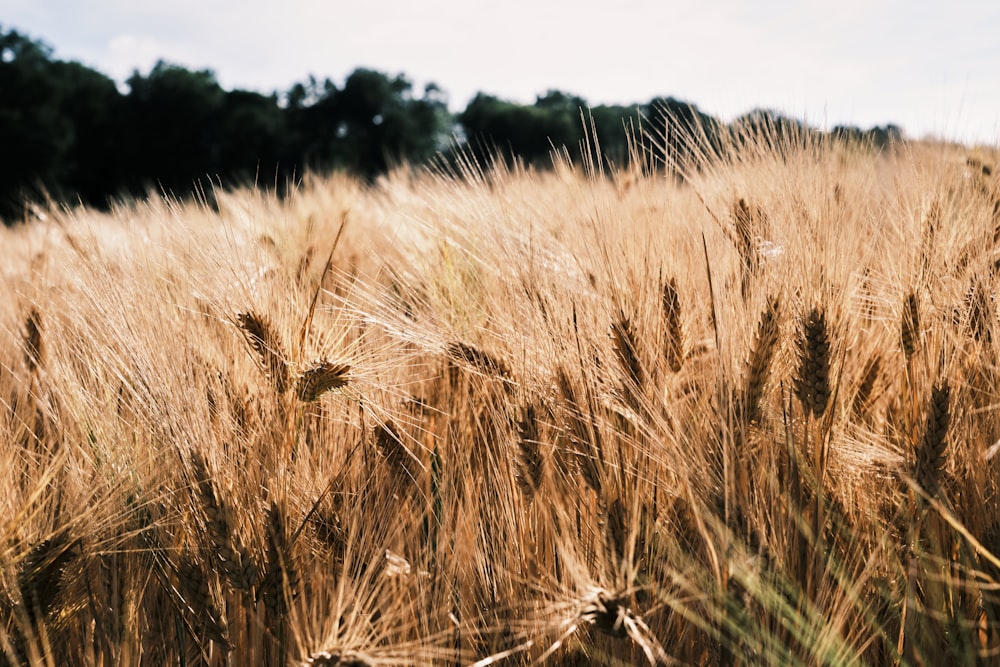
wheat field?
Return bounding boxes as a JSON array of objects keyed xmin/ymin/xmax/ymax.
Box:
[{"xmin": 2, "ymin": 126, "xmax": 1000, "ymax": 666}]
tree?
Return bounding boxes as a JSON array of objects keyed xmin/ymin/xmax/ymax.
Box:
[
  {"xmin": 218, "ymin": 89, "xmax": 287, "ymax": 186},
  {"xmin": 641, "ymin": 97, "xmax": 723, "ymax": 172},
  {"xmin": 119, "ymin": 61, "xmax": 227, "ymax": 195},
  {"xmin": 49, "ymin": 61, "xmax": 124, "ymax": 204},
  {"xmin": 459, "ymin": 93, "xmax": 580, "ymax": 166},
  {"xmin": 0, "ymin": 27, "xmax": 71, "ymax": 216},
  {"xmin": 334, "ymin": 68, "xmax": 448, "ymax": 177}
]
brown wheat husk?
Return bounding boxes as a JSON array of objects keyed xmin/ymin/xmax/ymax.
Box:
[
  {"xmin": 304, "ymin": 649, "xmax": 375, "ymax": 666},
  {"xmin": 966, "ymin": 280, "xmax": 993, "ymax": 344},
  {"xmin": 611, "ymin": 311, "xmax": 644, "ymax": 410},
  {"xmin": 261, "ymin": 500, "xmax": 299, "ymax": 621},
  {"xmin": 174, "ymin": 552, "xmax": 232, "ymax": 649},
  {"xmin": 732, "ymin": 197, "xmax": 768, "ymax": 299},
  {"xmin": 17, "ymin": 528, "xmax": 82, "ymax": 629},
  {"xmin": 606, "ymin": 497, "xmax": 629, "ymax": 564}
]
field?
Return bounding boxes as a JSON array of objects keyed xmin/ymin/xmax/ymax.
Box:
[{"xmin": 2, "ymin": 127, "xmax": 1000, "ymax": 666}]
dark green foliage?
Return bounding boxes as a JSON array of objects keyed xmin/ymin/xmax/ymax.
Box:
[
  {"xmin": 0, "ymin": 27, "xmax": 122, "ymax": 215},
  {"xmin": 0, "ymin": 24, "xmax": 907, "ymax": 223},
  {"xmin": 0, "ymin": 26, "xmax": 450, "ymax": 221}
]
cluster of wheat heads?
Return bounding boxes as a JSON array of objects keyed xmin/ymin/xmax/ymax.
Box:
[{"xmin": 1, "ymin": 133, "xmax": 1000, "ymax": 666}]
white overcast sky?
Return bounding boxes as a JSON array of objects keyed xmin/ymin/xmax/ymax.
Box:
[{"xmin": 5, "ymin": 0, "xmax": 1000, "ymax": 145}]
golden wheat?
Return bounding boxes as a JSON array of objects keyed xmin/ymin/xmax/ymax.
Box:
[{"xmin": 1, "ymin": 126, "xmax": 998, "ymax": 666}]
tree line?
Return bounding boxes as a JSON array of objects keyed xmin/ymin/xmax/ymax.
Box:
[{"xmin": 0, "ymin": 25, "xmax": 902, "ymax": 222}]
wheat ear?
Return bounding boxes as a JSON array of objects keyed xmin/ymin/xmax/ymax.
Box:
[
  {"xmin": 732, "ymin": 197, "xmax": 766, "ymax": 298},
  {"xmin": 18, "ymin": 528, "xmax": 81, "ymax": 629},
  {"xmin": 261, "ymin": 500, "xmax": 299, "ymax": 620},
  {"xmin": 662, "ymin": 277, "xmax": 684, "ymax": 373},
  {"xmin": 190, "ymin": 453, "xmax": 258, "ymax": 594},
  {"xmin": 448, "ymin": 341, "xmax": 512, "ymax": 379},
  {"xmin": 175, "ymin": 553, "xmax": 231, "ymax": 649},
  {"xmin": 611, "ymin": 311, "xmax": 644, "ymax": 409},
  {"xmin": 515, "ymin": 403, "xmax": 544, "ymax": 500},
  {"xmin": 901, "ymin": 291, "xmax": 920, "ymax": 359},
  {"xmin": 915, "ymin": 380, "xmax": 951, "ymax": 499},
  {"xmin": 22, "ymin": 308, "xmax": 43, "ymax": 375},
  {"xmin": 794, "ymin": 306, "xmax": 831, "ymax": 418},
  {"xmin": 967, "ymin": 280, "xmax": 993, "ymax": 344},
  {"xmin": 304, "ymin": 649, "xmax": 375, "ymax": 666},
  {"xmin": 851, "ymin": 354, "xmax": 882, "ymax": 419},
  {"xmin": 743, "ymin": 296, "xmax": 781, "ymax": 423},
  {"xmin": 296, "ymin": 361, "xmax": 350, "ymax": 402},
  {"xmin": 374, "ymin": 420, "xmax": 420, "ymax": 486},
  {"xmin": 555, "ymin": 366, "xmax": 603, "ymax": 493},
  {"xmin": 606, "ymin": 497, "xmax": 629, "ymax": 563},
  {"xmin": 237, "ymin": 311, "xmax": 291, "ymax": 394}
]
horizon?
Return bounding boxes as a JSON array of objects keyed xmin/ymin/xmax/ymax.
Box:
[{"xmin": 5, "ymin": 0, "xmax": 1000, "ymax": 146}]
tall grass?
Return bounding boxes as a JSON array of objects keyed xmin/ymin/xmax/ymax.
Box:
[{"xmin": 1, "ymin": 126, "xmax": 999, "ymax": 666}]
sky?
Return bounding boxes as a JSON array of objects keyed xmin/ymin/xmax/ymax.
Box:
[{"xmin": 5, "ymin": 0, "xmax": 1000, "ymax": 145}]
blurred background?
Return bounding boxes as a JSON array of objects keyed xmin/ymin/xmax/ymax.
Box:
[{"xmin": 2, "ymin": 0, "xmax": 998, "ymax": 221}]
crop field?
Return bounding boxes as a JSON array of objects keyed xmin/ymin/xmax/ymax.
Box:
[{"xmin": 2, "ymin": 127, "xmax": 1000, "ymax": 665}]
